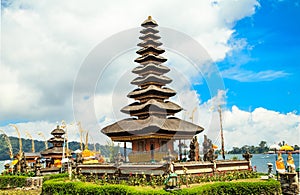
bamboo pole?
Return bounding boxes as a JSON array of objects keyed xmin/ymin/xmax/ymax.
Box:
[
  {"xmin": 218, "ymin": 106, "xmax": 225, "ymax": 160},
  {"xmin": 10, "ymin": 124, "xmax": 22, "ymax": 155}
]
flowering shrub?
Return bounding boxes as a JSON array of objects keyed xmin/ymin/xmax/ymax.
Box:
[{"xmin": 179, "ymin": 170, "xmax": 258, "ymax": 185}]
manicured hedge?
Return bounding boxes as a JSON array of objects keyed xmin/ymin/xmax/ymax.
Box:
[
  {"xmin": 178, "ymin": 180, "xmax": 282, "ymax": 195},
  {"xmin": 42, "ymin": 178, "xmax": 168, "ymax": 195},
  {"xmin": 42, "ymin": 178, "xmax": 281, "ymax": 195},
  {"xmin": 0, "ymin": 175, "xmax": 27, "ymax": 189}
]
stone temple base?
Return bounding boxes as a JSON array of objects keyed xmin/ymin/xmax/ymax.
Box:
[
  {"xmin": 77, "ymin": 160, "xmax": 251, "ymax": 176},
  {"xmin": 279, "ymin": 172, "xmax": 299, "ymax": 195}
]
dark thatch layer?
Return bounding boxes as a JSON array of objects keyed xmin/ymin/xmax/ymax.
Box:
[
  {"xmin": 131, "ymin": 74, "xmax": 172, "ymax": 86},
  {"xmin": 50, "ymin": 126, "xmax": 65, "ymax": 135},
  {"xmin": 132, "ymin": 64, "xmax": 170, "ymax": 75},
  {"xmin": 136, "ymin": 46, "xmax": 164, "ymax": 55},
  {"xmin": 128, "ymin": 85, "xmax": 176, "ymax": 98},
  {"xmin": 121, "ymin": 99, "xmax": 182, "ymax": 113},
  {"xmin": 139, "ymin": 33, "xmax": 161, "ymax": 40},
  {"xmin": 101, "ymin": 116, "xmax": 204, "ymax": 137},
  {"xmin": 137, "ymin": 39, "xmax": 162, "ymax": 47},
  {"xmin": 140, "ymin": 28, "xmax": 159, "ymax": 34}
]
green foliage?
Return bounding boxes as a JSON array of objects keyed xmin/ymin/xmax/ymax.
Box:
[
  {"xmin": 229, "ymin": 140, "xmax": 300, "ymax": 154},
  {"xmin": 43, "ymin": 173, "xmax": 69, "ymax": 181},
  {"xmin": 231, "ymin": 155, "xmax": 239, "ymax": 160},
  {"xmin": 178, "ymin": 179, "xmax": 281, "ymax": 195},
  {"xmin": 42, "ymin": 179, "xmax": 168, "ymax": 195},
  {"xmin": 73, "ymin": 170, "xmax": 258, "ymax": 187},
  {"xmin": 2, "ymin": 169, "xmax": 35, "ymax": 177},
  {"xmin": 0, "ymin": 135, "xmax": 50, "ymax": 160},
  {"xmin": 0, "ymin": 175, "xmax": 27, "ymax": 189},
  {"xmin": 179, "ymin": 170, "xmax": 259, "ymax": 185},
  {"xmin": 228, "ymin": 141, "xmax": 269, "ymax": 154},
  {"xmin": 0, "ymin": 134, "xmax": 129, "ymax": 160},
  {"xmin": 42, "ymin": 178, "xmax": 281, "ymax": 195}
]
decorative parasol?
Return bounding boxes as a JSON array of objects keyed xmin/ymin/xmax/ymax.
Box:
[
  {"xmin": 280, "ymin": 144, "xmax": 294, "ymax": 151},
  {"xmin": 12, "ymin": 159, "xmax": 18, "ymax": 165},
  {"xmin": 269, "ymin": 144, "xmax": 280, "ymax": 151},
  {"xmin": 74, "ymin": 149, "xmax": 82, "ymax": 154},
  {"xmin": 61, "ymin": 158, "xmax": 69, "ymax": 163},
  {"xmin": 82, "ymin": 149, "xmax": 95, "ymax": 157}
]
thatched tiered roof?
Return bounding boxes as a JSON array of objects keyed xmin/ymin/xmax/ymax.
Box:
[
  {"xmin": 101, "ymin": 16, "xmax": 204, "ymax": 140},
  {"xmin": 102, "ymin": 116, "xmax": 203, "ymax": 141},
  {"xmin": 41, "ymin": 125, "xmax": 70, "ymax": 159},
  {"xmin": 49, "ymin": 125, "xmax": 66, "ymax": 147}
]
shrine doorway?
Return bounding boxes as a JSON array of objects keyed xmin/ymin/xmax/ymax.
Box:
[{"xmin": 150, "ymin": 143, "xmax": 154, "ymax": 161}]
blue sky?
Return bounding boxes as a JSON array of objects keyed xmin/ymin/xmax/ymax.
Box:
[
  {"xmin": 197, "ymin": 0, "xmax": 300, "ymax": 114},
  {"xmin": 1, "ymin": 0, "xmax": 299, "ymax": 148}
]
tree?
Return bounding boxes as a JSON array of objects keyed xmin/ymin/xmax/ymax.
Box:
[
  {"xmin": 105, "ymin": 139, "xmax": 118, "ymax": 162},
  {"xmin": 228, "ymin": 141, "xmax": 270, "ymax": 154}
]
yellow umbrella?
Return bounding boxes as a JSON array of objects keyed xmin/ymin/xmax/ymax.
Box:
[
  {"xmin": 280, "ymin": 145, "xmax": 294, "ymax": 151},
  {"xmin": 54, "ymin": 159, "xmax": 62, "ymax": 168},
  {"xmin": 212, "ymin": 144, "xmax": 218, "ymax": 149},
  {"xmin": 82, "ymin": 149, "xmax": 95, "ymax": 157},
  {"xmin": 12, "ymin": 159, "xmax": 18, "ymax": 165}
]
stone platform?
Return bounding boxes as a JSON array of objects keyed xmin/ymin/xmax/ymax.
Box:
[{"xmin": 77, "ymin": 160, "xmax": 250, "ymax": 176}]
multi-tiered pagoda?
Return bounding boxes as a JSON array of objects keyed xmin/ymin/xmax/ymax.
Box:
[
  {"xmin": 101, "ymin": 16, "xmax": 204, "ymax": 162},
  {"xmin": 41, "ymin": 125, "xmax": 66, "ymax": 164}
]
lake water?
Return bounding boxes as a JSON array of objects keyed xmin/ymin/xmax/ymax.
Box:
[
  {"xmin": 219, "ymin": 153, "xmax": 299, "ymax": 173},
  {"xmin": 0, "ymin": 153, "xmax": 298, "ymax": 174}
]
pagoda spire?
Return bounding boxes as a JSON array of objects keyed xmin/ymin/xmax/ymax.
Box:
[
  {"xmin": 101, "ymin": 17, "xmax": 204, "ymax": 163},
  {"xmin": 121, "ymin": 16, "xmax": 182, "ymax": 119}
]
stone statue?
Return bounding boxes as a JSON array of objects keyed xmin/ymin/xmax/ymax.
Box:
[
  {"xmin": 287, "ymin": 152, "xmax": 295, "ymax": 173},
  {"xmin": 242, "ymin": 151, "xmax": 253, "ymax": 161},
  {"xmin": 163, "ymin": 149, "xmax": 175, "ymax": 174},
  {"xmin": 188, "ymin": 136, "xmax": 200, "ymax": 161},
  {"xmin": 35, "ymin": 157, "xmax": 42, "ymax": 176},
  {"xmin": 202, "ymin": 135, "xmax": 217, "ymax": 162},
  {"xmin": 204, "ymin": 148, "xmax": 218, "ymax": 163},
  {"xmin": 276, "ymin": 153, "xmax": 285, "ymax": 173},
  {"xmin": 188, "ymin": 137, "xmax": 196, "ymax": 161},
  {"xmin": 202, "ymin": 135, "xmax": 212, "ymax": 155},
  {"xmin": 76, "ymin": 153, "xmax": 83, "ymax": 164},
  {"xmin": 194, "ymin": 136, "xmax": 200, "ymax": 161}
]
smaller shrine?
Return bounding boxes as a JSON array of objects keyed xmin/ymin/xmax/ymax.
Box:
[{"xmin": 40, "ymin": 125, "xmax": 68, "ymax": 167}]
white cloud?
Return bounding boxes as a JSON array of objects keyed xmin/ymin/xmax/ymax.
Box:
[
  {"xmin": 6, "ymin": 0, "xmax": 294, "ymax": 149},
  {"xmin": 222, "ymin": 68, "xmax": 290, "ymax": 82},
  {"xmin": 222, "ymin": 106, "xmax": 300, "ymax": 149}
]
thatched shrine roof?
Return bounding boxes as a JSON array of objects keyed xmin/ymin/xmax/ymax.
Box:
[
  {"xmin": 140, "ymin": 28, "xmax": 159, "ymax": 34},
  {"xmin": 51, "ymin": 125, "xmax": 65, "ymax": 135},
  {"xmin": 128, "ymin": 85, "xmax": 176, "ymax": 98},
  {"xmin": 139, "ymin": 33, "xmax": 161, "ymax": 40},
  {"xmin": 137, "ymin": 39, "xmax": 163, "ymax": 47},
  {"xmin": 141, "ymin": 16, "xmax": 158, "ymax": 27},
  {"xmin": 132, "ymin": 64, "xmax": 170, "ymax": 75},
  {"xmin": 101, "ymin": 116, "xmax": 204, "ymax": 141},
  {"xmin": 121, "ymin": 99, "xmax": 182, "ymax": 114},
  {"xmin": 101, "ymin": 16, "xmax": 205, "ymax": 140},
  {"xmin": 131, "ymin": 74, "xmax": 171, "ymax": 86},
  {"xmin": 136, "ymin": 46, "xmax": 164, "ymax": 55}
]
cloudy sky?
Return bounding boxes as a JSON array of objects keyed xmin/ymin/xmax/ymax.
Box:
[{"xmin": 1, "ymin": 0, "xmax": 299, "ymax": 150}]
